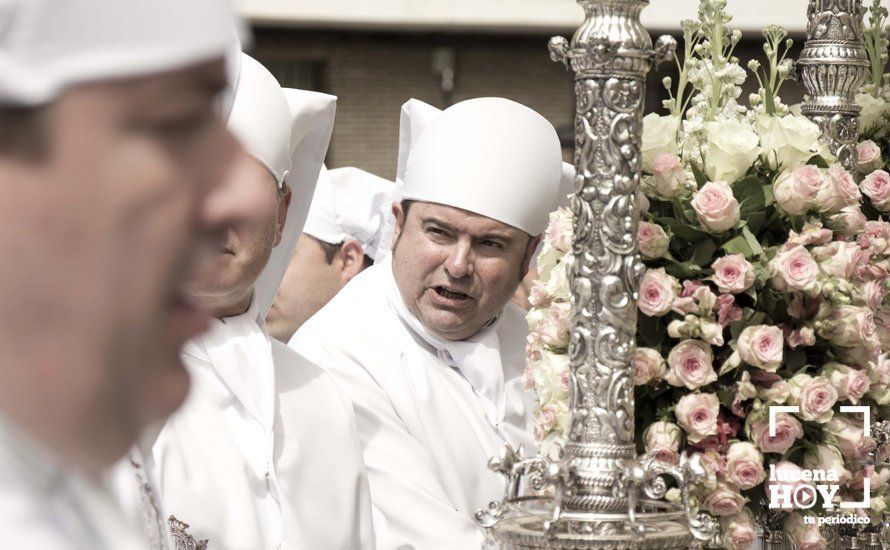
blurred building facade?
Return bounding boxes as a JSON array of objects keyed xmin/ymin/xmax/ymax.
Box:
[{"xmin": 245, "ymin": 0, "xmax": 810, "ymax": 180}]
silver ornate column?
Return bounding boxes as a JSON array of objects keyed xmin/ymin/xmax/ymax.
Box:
[
  {"xmin": 798, "ymin": 0, "xmax": 869, "ymax": 169},
  {"xmin": 475, "ymin": 1, "xmax": 717, "ymax": 548}
]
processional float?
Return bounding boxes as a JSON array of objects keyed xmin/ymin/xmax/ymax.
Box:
[{"xmin": 476, "ymin": 0, "xmax": 876, "ymax": 548}]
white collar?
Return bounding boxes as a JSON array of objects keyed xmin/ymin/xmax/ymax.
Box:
[
  {"xmin": 181, "ymin": 295, "xmax": 275, "ymax": 435},
  {"xmin": 381, "ymin": 257, "xmax": 506, "ymax": 426}
]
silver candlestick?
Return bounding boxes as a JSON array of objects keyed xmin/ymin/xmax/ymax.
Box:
[
  {"xmin": 798, "ymin": 0, "xmax": 870, "ymax": 169},
  {"xmin": 475, "ymin": 1, "xmax": 717, "ymax": 548}
]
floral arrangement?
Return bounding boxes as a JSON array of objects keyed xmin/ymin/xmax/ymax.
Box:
[{"xmin": 524, "ymin": 1, "xmax": 890, "ymax": 548}]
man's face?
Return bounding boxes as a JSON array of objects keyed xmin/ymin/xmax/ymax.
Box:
[
  {"xmin": 391, "ymin": 201, "xmax": 538, "ymax": 341},
  {"xmin": 265, "ymin": 234, "xmax": 347, "ymax": 343},
  {"xmin": 182, "ymin": 151, "xmax": 289, "ymax": 318},
  {"xmin": 0, "ymin": 60, "xmax": 252, "ymax": 472}
]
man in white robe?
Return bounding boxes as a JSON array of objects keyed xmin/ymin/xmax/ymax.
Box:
[
  {"xmin": 138, "ymin": 53, "xmax": 375, "ymax": 550},
  {"xmin": 266, "ymin": 166, "xmax": 395, "ymax": 342},
  {"xmin": 0, "ymin": 1, "xmax": 247, "ymax": 548},
  {"xmin": 291, "ymin": 97, "xmax": 564, "ymax": 549}
]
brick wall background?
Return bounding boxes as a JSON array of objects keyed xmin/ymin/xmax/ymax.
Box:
[{"xmin": 251, "ymin": 28, "xmax": 806, "ymax": 182}]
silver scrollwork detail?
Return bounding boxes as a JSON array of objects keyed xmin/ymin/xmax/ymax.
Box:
[{"xmin": 798, "ymin": 0, "xmax": 869, "ymax": 169}]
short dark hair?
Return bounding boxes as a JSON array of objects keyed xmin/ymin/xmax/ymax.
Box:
[
  {"xmin": 0, "ymin": 105, "xmax": 49, "ymax": 160},
  {"xmin": 401, "ymin": 199, "xmax": 415, "ymax": 218},
  {"xmin": 312, "ymin": 235, "xmax": 373, "ymax": 269}
]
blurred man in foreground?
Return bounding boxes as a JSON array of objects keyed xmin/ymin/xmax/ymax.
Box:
[
  {"xmin": 267, "ymin": 166, "xmax": 394, "ymax": 342},
  {"xmin": 131, "ymin": 53, "xmax": 374, "ymax": 549},
  {"xmin": 0, "ymin": 1, "xmax": 247, "ymax": 547},
  {"xmin": 291, "ymin": 97, "xmax": 563, "ymax": 548}
]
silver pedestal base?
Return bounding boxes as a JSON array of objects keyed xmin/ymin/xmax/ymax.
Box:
[{"xmin": 485, "ymin": 501, "xmax": 695, "ymax": 549}]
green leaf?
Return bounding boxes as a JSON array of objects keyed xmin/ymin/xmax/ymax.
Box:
[
  {"xmin": 690, "ymin": 163, "xmax": 708, "ymax": 188},
  {"xmin": 784, "ymin": 348, "xmax": 807, "ymax": 371},
  {"xmin": 733, "ymin": 176, "xmax": 765, "ymax": 202},
  {"xmin": 722, "ymin": 235, "xmax": 755, "ymax": 258},
  {"xmin": 664, "ymin": 259, "xmax": 703, "ymax": 279},
  {"xmin": 691, "ymin": 239, "xmax": 718, "ymax": 266},
  {"xmin": 670, "ymin": 223, "xmax": 710, "ymax": 243},
  {"xmin": 808, "ymin": 155, "xmax": 830, "ymax": 169},
  {"xmin": 746, "ymin": 212, "xmax": 768, "ymax": 235},
  {"xmin": 742, "ymin": 226, "xmax": 765, "ymax": 257},
  {"xmin": 638, "ymin": 314, "xmax": 664, "ymax": 348}
]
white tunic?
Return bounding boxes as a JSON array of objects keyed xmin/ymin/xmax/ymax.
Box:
[
  {"xmin": 290, "ymin": 259, "xmax": 536, "ymax": 550},
  {"xmin": 144, "ymin": 300, "xmax": 375, "ymax": 550},
  {"xmin": 0, "ymin": 416, "xmax": 149, "ymax": 550}
]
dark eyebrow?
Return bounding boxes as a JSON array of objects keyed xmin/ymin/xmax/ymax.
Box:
[
  {"xmin": 420, "ymin": 217, "xmax": 458, "ymax": 233},
  {"xmin": 421, "ymin": 216, "xmax": 514, "ymax": 243}
]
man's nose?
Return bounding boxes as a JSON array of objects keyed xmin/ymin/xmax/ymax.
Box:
[
  {"xmin": 199, "ymin": 141, "xmax": 268, "ymax": 235},
  {"xmin": 444, "ymin": 239, "xmax": 474, "ymax": 279}
]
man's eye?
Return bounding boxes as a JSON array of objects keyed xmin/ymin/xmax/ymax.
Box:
[
  {"xmin": 481, "ymin": 240, "xmax": 504, "ymax": 249},
  {"xmin": 427, "ymin": 227, "xmax": 448, "ymax": 237}
]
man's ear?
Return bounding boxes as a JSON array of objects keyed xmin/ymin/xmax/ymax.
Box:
[
  {"xmin": 273, "ymin": 186, "xmax": 293, "ymax": 246},
  {"xmin": 391, "ymin": 201, "xmax": 404, "ymax": 247},
  {"xmin": 336, "ymin": 239, "xmax": 366, "ymax": 283},
  {"xmin": 520, "ymin": 235, "xmax": 541, "ymax": 280}
]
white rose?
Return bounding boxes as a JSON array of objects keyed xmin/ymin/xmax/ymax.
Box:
[
  {"xmin": 704, "ymin": 120, "xmax": 760, "ymax": 183},
  {"xmin": 757, "ymin": 114, "xmax": 822, "ymax": 169},
  {"xmin": 642, "ymin": 114, "xmax": 680, "ymax": 173},
  {"xmin": 856, "ymin": 92, "xmax": 889, "ymax": 134}
]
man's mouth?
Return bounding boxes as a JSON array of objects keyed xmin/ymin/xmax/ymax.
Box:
[{"xmin": 433, "ymin": 286, "xmax": 472, "ymax": 301}]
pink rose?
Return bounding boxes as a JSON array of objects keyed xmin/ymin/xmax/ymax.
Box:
[
  {"xmin": 856, "ymin": 139, "xmax": 883, "ymax": 174},
  {"xmin": 725, "ymin": 441, "xmax": 766, "ymax": 489},
  {"xmin": 852, "ymin": 279, "xmax": 886, "ymax": 310},
  {"xmin": 545, "ymin": 207, "xmax": 573, "ymax": 253},
  {"xmin": 788, "ymin": 221, "xmax": 833, "ymax": 246},
  {"xmin": 788, "ymin": 374, "xmax": 838, "ymax": 423},
  {"xmin": 638, "ymin": 221, "xmax": 670, "ymax": 259},
  {"xmin": 691, "ymin": 181, "xmax": 740, "ymax": 233},
  {"xmin": 820, "ymin": 362, "xmax": 871, "ymax": 404},
  {"xmin": 812, "ymin": 241, "xmax": 863, "ymax": 279},
  {"xmin": 710, "ymin": 254, "xmax": 755, "ymax": 294},
  {"xmin": 773, "ymin": 165, "xmax": 822, "ymax": 215},
  {"xmin": 716, "ymin": 294, "xmax": 743, "ymax": 327},
  {"xmin": 769, "ymin": 245, "xmax": 819, "ymax": 293},
  {"xmin": 784, "ymin": 325, "xmax": 816, "ymax": 349},
  {"xmin": 816, "ymin": 165, "xmax": 862, "ymax": 213},
  {"xmin": 857, "ymin": 220, "xmax": 890, "ymax": 254},
  {"xmin": 785, "ymin": 512, "xmax": 827, "ymax": 550},
  {"xmin": 644, "ymin": 421, "xmax": 682, "ymax": 464},
  {"xmin": 675, "ymin": 392, "xmax": 719, "ymax": 443},
  {"xmin": 803, "ymin": 444, "xmax": 851, "ymax": 484},
  {"xmin": 861, "ymin": 169, "xmax": 890, "ymax": 211},
  {"xmin": 703, "ymin": 481, "xmax": 748, "ymax": 516},
  {"xmin": 737, "ymin": 325, "xmax": 784, "ymax": 372},
  {"xmin": 825, "ymin": 305, "xmax": 878, "ymax": 349},
  {"xmin": 528, "ymin": 280, "xmax": 551, "ymax": 308},
  {"xmin": 651, "ymin": 153, "xmax": 686, "ymax": 198},
  {"xmin": 747, "ymin": 412, "xmax": 803, "ymax": 454},
  {"xmin": 720, "ymin": 511, "xmax": 756, "ymax": 550},
  {"xmin": 536, "ymin": 301, "xmax": 571, "ymax": 348},
  {"xmin": 638, "ymin": 268, "xmax": 679, "ymax": 317},
  {"xmin": 824, "ymin": 416, "xmax": 877, "ymax": 461},
  {"xmin": 633, "ymin": 347, "xmax": 667, "ymax": 385},
  {"xmin": 666, "ymin": 340, "xmax": 718, "ymax": 390},
  {"xmin": 826, "ymin": 205, "xmax": 867, "ymax": 236}
]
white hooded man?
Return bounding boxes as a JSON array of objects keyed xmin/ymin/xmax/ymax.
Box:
[
  {"xmin": 124, "ymin": 53, "xmax": 376, "ymax": 549},
  {"xmin": 290, "ymin": 97, "xmax": 563, "ymax": 548},
  {"xmin": 266, "ymin": 166, "xmax": 395, "ymax": 342},
  {"xmin": 0, "ymin": 1, "xmax": 254, "ymax": 548}
]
